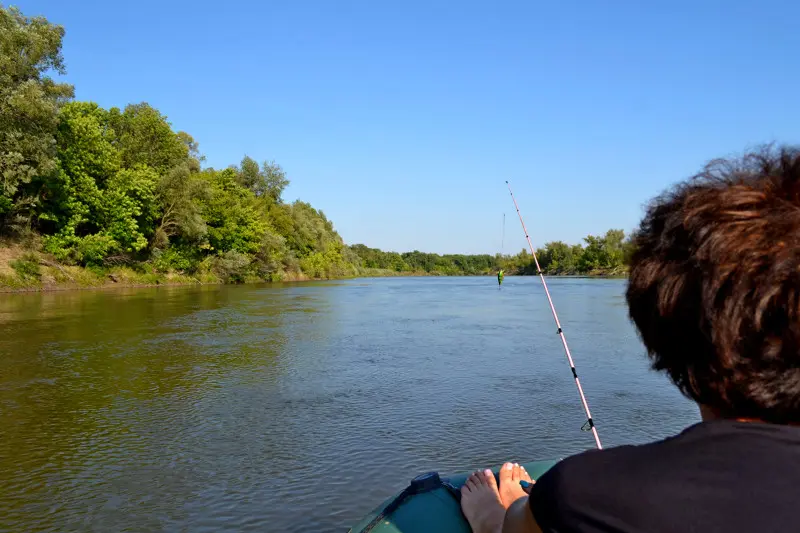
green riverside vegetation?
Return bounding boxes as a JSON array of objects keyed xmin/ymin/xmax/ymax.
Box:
[
  {"xmin": 350, "ymin": 229, "xmax": 634, "ymax": 277},
  {"xmin": 0, "ymin": 5, "xmax": 633, "ymax": 290}
]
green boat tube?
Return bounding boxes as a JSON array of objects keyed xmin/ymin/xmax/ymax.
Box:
[{"xmin": 348, "ymin": 459, "xmax": 558, "ymax": 533}]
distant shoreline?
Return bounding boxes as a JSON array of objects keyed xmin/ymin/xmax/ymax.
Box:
[{"xmin": 0, "ymin": 269, "xmax": 626, "ymax": 294}]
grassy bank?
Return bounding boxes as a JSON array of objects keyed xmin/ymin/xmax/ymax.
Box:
[
  {"xmin": 0, "ymin": 245, "xmax": 625, "ymax": 293},
  {"xmin": 0, "ymin": 244, "xmax": 209, "ymax": 292},
  {"xmin": 0, "ymin": 245, "xmax": 439, "ymax": 292}
]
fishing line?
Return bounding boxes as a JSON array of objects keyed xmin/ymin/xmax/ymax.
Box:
[
  {"xmin": 501, "ymin": 213, "xmax": 505, "ymax": 254},
  {"xmin": 505, "ymin": 181, "xmax": 602, "ymax": 450}
]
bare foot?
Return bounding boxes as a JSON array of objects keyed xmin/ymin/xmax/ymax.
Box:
[
  {"xmin": 498, "ymin": 462, "xmax": 534, "ymax": 508},
  {"xmin": 460, "ymin": 469, "xmax": 506, "ymax": 533}
]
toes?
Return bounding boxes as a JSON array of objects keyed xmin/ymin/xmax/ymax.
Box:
[
  {"xmin": 512, "ymin": 463, "xmax": 521, "ymax": 481},
  {"xmin": 519, "ymin": 465, "xmax": 533, "ymax": 483},
  {"xmin": 463, "ymin": 469, "xmax": 498, "ymax": 495},
  {"xmin": 461, "ymin": 474, "xmax": 475, "ymax": 497},
  {"xmin": 499, "ymin": 462, "xmax": 513, "ymax": 484},
  {"xmin": 482, "ymin": 469, "xmax": 498, "ymax": 489}
]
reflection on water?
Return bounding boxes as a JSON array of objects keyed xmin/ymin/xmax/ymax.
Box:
[{"xmin": 0, "ymin": 278, "xmax": 699, "ymax": 531}]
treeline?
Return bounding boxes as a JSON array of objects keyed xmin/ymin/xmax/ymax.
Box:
[
  {"xmin": 509, "ymin": 229, "xmax": 634, "ymax": 276},
  {"xmin": 350, "ymin": 245, "xmax": 498, "ymax": 275},
  {"xmin": 351, "ymin": 229, "xmax": 634, "ymax": 277},
  {"xmin": 0, "ymin": 6, "xmax": 360, "ymax": 283}
]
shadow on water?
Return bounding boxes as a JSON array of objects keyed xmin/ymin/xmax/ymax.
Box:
[{"xmin": 0, "ymin": 278, "xmax": 699, "ymax": 531}]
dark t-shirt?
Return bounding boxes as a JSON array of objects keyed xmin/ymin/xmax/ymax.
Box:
[{"xmin": 530, "ymin": 420, "xmax": 800, "ymax": 532}]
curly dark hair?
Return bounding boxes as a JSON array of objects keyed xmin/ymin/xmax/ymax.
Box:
[{"xmin": 626, "ymin": 145, "xmax": 800, "ymax": 423}]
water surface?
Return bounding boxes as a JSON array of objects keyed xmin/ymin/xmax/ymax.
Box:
[{"xmin": 0, "ymin": 277, "xmax": 699, "ymax": 531}]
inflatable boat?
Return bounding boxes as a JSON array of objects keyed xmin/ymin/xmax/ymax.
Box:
[{"xmin": 348, "ymin": 459, "xmax": 558, "ymax": 533}]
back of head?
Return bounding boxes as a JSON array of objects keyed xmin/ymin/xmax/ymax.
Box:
[{"xmin": 626, "ymin": 145, "xmax": 800, "ymax": 423}]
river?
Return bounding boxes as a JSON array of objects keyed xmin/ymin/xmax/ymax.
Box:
[{"xmin": 0, "ymin": 277, "xmax": 699, "ymax": 531}]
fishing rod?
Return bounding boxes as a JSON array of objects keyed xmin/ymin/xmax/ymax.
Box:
[{"xmin": 505, "ymin": 181, "xmax": 602, "ymax": 450}]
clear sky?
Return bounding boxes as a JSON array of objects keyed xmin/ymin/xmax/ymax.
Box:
[{"xmin": 17, "ymin": 0, "xmax": 800, "ymax": 254}]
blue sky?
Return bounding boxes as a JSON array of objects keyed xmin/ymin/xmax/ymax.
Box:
[{"xmin": 18, "ymin": 0, "xmax": 800, "ymax": 254}]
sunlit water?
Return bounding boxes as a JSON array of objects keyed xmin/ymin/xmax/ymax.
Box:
[{"xmin": 0, "ymin": 277, "xmax": 699, "ymax": 531}]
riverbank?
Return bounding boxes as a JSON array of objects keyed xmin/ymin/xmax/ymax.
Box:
[
  {"xmin": 0, "ymin": 245, "xmax": 445, "ymax": 292},
  {"xmin": 0, "ymin": 250, "xmax": 625, "ymax": 294}
]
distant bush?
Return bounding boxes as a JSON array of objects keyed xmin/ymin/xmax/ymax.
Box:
[
  {"xmin": 211, "ymin": 251, "xmax": 250, "ymax": 283},
  {"xmin": 151, "ymin": 246, "xmax": 201, "ymax": 273}
]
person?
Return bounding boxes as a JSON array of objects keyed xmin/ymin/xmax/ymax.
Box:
[
  {"xmin": 461, "ymin": 146, "xmax": 800, "ymax": 533},
  {"xmin": 497, "ymin": 269, "xmax": 505, "ymax": 286}
]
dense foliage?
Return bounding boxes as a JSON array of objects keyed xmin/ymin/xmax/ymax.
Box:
[
  {"xmin": 350, "ymin": 228, "xmax": 634, "ymax": 277},
  {"xmin": 0, "ymin": 6, "xmax": 73, "ymax": 221},
  {"xmin": 0, "ymin": 5, "xmax": 632, "ymax": 284},
  {"xmin": 0, "ymin": 5, "xmax": 362, "ymax": 282}
]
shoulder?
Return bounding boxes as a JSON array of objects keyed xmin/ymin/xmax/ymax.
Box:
[
  {"xmin": 538, "ymin": 438, "xmax": 661, "ymax": 489},
  {"xmin": 542, "ymin": 421, "xmax": 723, "ymax": 484},
  {"xmin": 529, "ymin": 422, "xmax": 800, "ymax": 530},
  {"xmin": 535, "ymin": 420, "xmax": 800, "ymax": 494},
  {"xmin": 529, "ymin": 426, "xmax": 706, "ymax": 528},
  {"xmin": 530, "ymin": 445, "xmax": 642, "ymax": 507}
]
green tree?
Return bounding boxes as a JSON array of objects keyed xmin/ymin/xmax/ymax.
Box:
[
  {"xmin": 98, "ymin": 165, "xmax": 159, "ymax": 253},
  {"xmin": 104, "ymin": 104, "xmax": 205, "ymax": 251},
  {"xmin": 251, "ymin": 230, "xmax": 288, "ymax": 278},
  {"xmin": 199, "ymin": 168, "xmax": 267, "ymax": 255},
  {"xmin": 282, "ymin": 201, "xmax": 338, "ymax": 256},
  {"xmin": 260, "ymin": 161, "xmax": 289, "ymax": 201},
  {"xmin": 537, "ymin": 241, "xmax": 582, "ymax": 274},
  {"xmin": 236, "ymin": 156, "xmax": 289, "ymax": 201},
  {"xmin": 0, "ymin": 5, "xmax": 73, "ymax": 227},
  {"xmin": 176, "ymin": 131, "xmax": 203, "ymax": 172},
  {"xmin": 151, "ymin": 163, "xmax": 208, "ymax": 248},
  {"xmin": 578, "ymin": 235, "xmax": 605, "ymax": 271},
  {"xmin": 41, "ymin": 101, "xmax": 120, "ymax": 263},
  {"xmin": 108, "ymin": 103, "xmax": 188, "ymax": 173},
  {"xmin": 41, "ymin": 102, "xmax": 163, "ymax": 264},
  {"xmin": 236, "ymin": 156, "xmax": 261, "ymax": 192},
  {"xmin": 577, "ymin": 229, "xmax": 626, "ymax": 273},
  {"xmin": 602, "ymin": 229, "xmax": 625, "ymax": 270}
]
